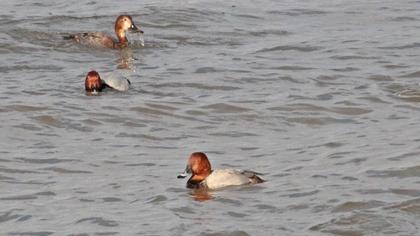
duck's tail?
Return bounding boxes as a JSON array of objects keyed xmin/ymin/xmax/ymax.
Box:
[
  {"xmin": 63, "ymin": 34, "xmax": 76, "ymax": 40},
  {"xmin": 242, "ymin": 170, "xmax": 265, "ymax": 183},
  {"xmin": 250, "ymin": 175, "xmax": 265, "ymax": 184}
]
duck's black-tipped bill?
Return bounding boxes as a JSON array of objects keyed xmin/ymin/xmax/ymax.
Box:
[
  {"xmin": 129, "ymin": 23, "xmax": 143, "ymax": 33},
  {"xmin": 177, "ymin": 174, "xmax": 187, "ymax": 179},
  {"xmin": 177, "ymin": 165, "xmax": 191, "ymax": 179}
]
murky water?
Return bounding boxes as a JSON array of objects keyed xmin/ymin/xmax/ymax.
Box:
[{"xmin": 1, "ymin": 0, "xmax": 420, "ymax": 235}]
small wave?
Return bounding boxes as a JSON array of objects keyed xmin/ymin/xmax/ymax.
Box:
[
  {"xmin": 386, "ymin": 197, "xmax": 420, "ymax": 213},
  {"xmin": 41, "ymin": 167, "xmax": 92, "ymax": 174},
  {"xmin": 332, "ymin": 200, "xmax": 385, "ymax": 212},
  {"xmin": 256, "ymin": 45, "xmax": 321, "ymax": 53},
  {"xmin": 5, "ymin": 105, "xmax": 48, "ymax": 112},
  {"xmin": 0, "ymin": 210, "xmax": 32, "ymax": 224},
  {"xmin": 231, "ymin": 13, "xmax": 264, "ymax": 20},
  {"xmin": 270, "ymin": 104, "xmax": 371, "ymax": 115},
  {"xmin": 286, "ymin": 116, "xmax": 356, "ymax": 125},
  {"xmin": 400, "ymin": 70, "xmax": 420, "ymax": 78},
  {"xmin": 367, "ymin": 165, "xmax": 420, "ymax": 178},
  {"xmin": 209, "ymin": 131, "xmax": 258, "ymax": 138},
  {"xmin": 249, "ymin": 30, "xmax": 290, "ymax": 37},
  {"xmin": 0, "ymin": 191, "xmax": 54, "ymax": 201},
  {"xmin": 270, "ymin": 66, "xmax": 313, "ymax": 71},
  {"xmin": 378, "ymin": 43, "xmax": 420, "ymax": 50},
  {"xmin": 146, "ymin": 195, "xmax": 168, "ymax": 204},
  {"xmin": 76, "ymin": 217, "xmax": 119, "ymax": 227},
  {"xmin": 310, "ymin": 212, "xmax": 416, "ymax": 235},
  {"xmin": 395, "ymin": 88, "xmax": 420, "ymax": 102},
  {"xmin": 201, "ymin": 103, "xmax": 250, "ymax": 113},
  {"xmin": 331, "ymin": 55, "xmax": 379, "ymax": 60},
  {"xmin": 200, "ymin": 231, "xmax": 250, "ymax": 236},
  {"xmin": 366, "ymin": 75, "xmax": 393, "ymax": 81},
  {"xmin": 7, "ymin": 231, "xmax": 53, "ymax": 236},
  {"xmin": 150, "ymin": 82, "xmax": 239, "ymax": 91},
  {"xmin": 0, "ymin": 167, "xmax": 41, "ymax": 174},
  {"xmin": 390, "ymin": 16, "xmax": 418, "ymax": 22},
  {"xmin": 103, "ymin": 197, "xmax": 123, "ymax": 202},
  {"xmin": 16, "ymin": 157, "xmax": 77, "ymax": 164},
  {"xmin": 267, "ymin": 9, "xmax": 329, "ymax": 16},
  {"xmin": 285, "ymin": 190, "xmax": 319, "ymax": 198},
  {"xmin": 331, "ymin": 67, "xmax": 360, "ymax": 72}
]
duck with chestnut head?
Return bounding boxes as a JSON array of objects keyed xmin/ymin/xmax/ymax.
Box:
[
  {"xmin": 178, "ymin": 152, "xmax": 264, "ymax": 189},
  {"xmin": 84, "ymin": 70, "xmax": 130, "ymax": 94}
]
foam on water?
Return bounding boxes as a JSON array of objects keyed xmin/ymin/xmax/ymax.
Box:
[
  {"xmin": 127, "ymin": 32, "xmax": 145, "ymax": 47},
  {"xmin": 138, "ymin": 34, "xmax": 145, "ymax": 47}
]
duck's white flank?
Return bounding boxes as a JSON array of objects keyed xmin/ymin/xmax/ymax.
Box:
[{"xmin": 202, "ymin": 169, "xmax": 257, "ymax": 189}]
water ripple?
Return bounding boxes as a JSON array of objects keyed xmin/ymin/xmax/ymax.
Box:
[
  {"xmin": 76, "ymin": 217, "xmax": 119, "ymax": 227},
  {"xmin": 256, "ymin": 45, "xmax": 321, "ymax": 53}
]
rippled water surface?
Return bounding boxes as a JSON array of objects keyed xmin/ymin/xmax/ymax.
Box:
[{"xmin": 1, "ymin": 0, "xmax": 420, "ymax": 235}]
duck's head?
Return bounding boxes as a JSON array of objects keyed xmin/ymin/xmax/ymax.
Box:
[
  {"xmin": 178, "ymin": 152, "xmax": 212, "ymax": 180},
  {"xmin": 115, "ymin": 15, "xmax": 143, "ymax": 43},
  {"xmin": 85, "ymin": 70, "xmax": 104, "ymax": 93}
]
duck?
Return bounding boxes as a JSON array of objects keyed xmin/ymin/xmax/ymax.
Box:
[
  {"xmin": 177, "ymin": 152, "xmax": 264, "ymax": 189},
  {"xmin": 65, "ymin": 15, "xmax": 143, "ymax": 49},
  {"xmin": 85, "ymin": 70, "xmax": 130, "ymax": 93}
]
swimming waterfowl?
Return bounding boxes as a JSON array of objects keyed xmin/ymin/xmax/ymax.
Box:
[
  {"xmin": 85, "ymin": 70, "xmax": 130, "ymax": 93},
  {"xmin": 178, "ymin": 152, "xmax": 264, "ymax": 189},
  {"xmin": 65, "ymin": 15, "xmax": 143, "ymax": 49}
]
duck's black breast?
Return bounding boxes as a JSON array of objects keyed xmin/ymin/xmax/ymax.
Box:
[{"xmin": 186, "ymin": 179, "xmax": 203, "ymax": 189}]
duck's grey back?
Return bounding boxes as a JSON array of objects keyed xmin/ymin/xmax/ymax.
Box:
[{"xmin": 102, "ymin": 72, "xmax": 130, "ymax": 91}]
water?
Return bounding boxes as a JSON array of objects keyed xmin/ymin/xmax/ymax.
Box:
[{"xmin": 1, "ymin": 0, "xmax": 420, "ymax": 235}]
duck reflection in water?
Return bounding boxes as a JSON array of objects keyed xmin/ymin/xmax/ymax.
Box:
[
  {"xmin": 189, "ymin": 188, "xmax": 214, "ymax": 202},
  {"xmin": 117, "ymin": 32, "xmax": 144, "ymax": 70},
  {"xmin": 117, "ymin": 49, "xmax": 137, "ymax": 70}
]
